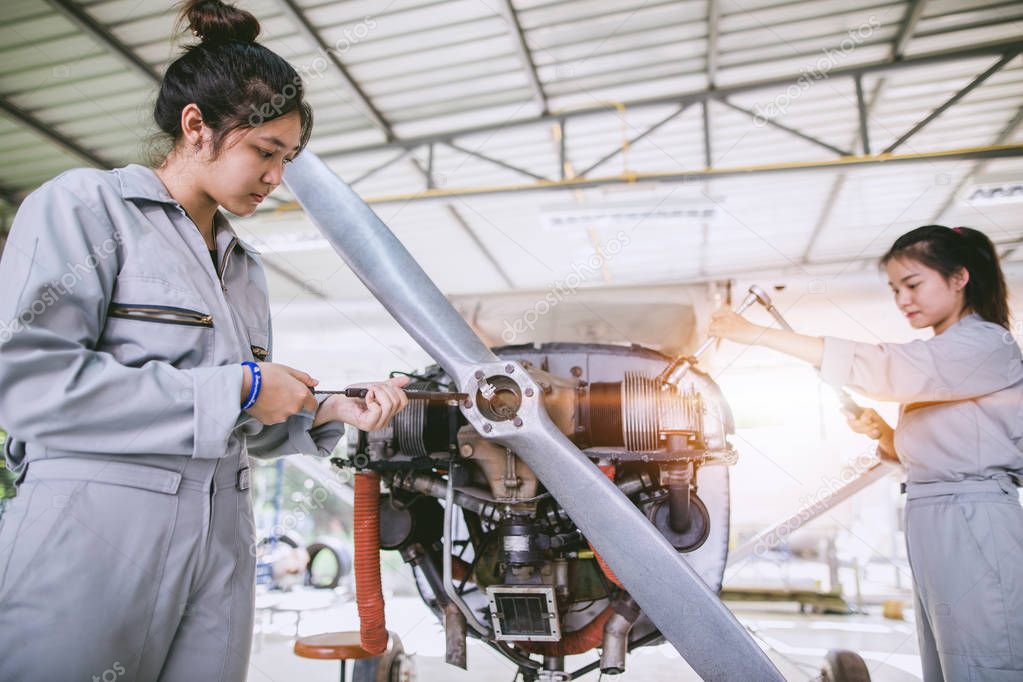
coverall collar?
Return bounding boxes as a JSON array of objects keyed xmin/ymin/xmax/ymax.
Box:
[
  {"xmin": 116, "ymin": 163, "xmax": 260, "ymax": 255},
  {"xmin": 117, "ymin": 163, "xmax": 179, "ymax": 205}
]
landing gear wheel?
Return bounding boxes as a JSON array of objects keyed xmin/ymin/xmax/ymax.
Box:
[
  {"xmin": 352, "ymin": 633, "xmax": 416, "ymax": 682},
  {"xmin": 820, "ymin": 649, "xmax": 871, "ymax": 682}
]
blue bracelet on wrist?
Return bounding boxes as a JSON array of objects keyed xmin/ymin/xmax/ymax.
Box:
[{"xmin": 241, "ymin": 361, "xmax": 261, "ymax": 410}]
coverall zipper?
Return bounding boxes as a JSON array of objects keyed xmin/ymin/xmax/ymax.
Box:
[{"xmin": 108, "ymin": 303, "xmax": 214, "ymax": 327}]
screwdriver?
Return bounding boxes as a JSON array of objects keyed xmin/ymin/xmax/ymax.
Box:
[{"xmin": 314, "ymin": 387, "xmax": 469, "ymax": 402}]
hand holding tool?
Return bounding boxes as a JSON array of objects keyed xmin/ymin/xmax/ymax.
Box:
[{"xmin": 657, "ymin": 288, "xmax": 762, "ymax": 385}]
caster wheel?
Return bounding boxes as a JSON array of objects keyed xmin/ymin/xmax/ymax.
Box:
[
  {"xmin": 820, "ymin": 649, "xmax": 871, "ymax": 682},
  {"xmin": 353, "ymin": 633, "xmax": 416, "ymax": 682}
]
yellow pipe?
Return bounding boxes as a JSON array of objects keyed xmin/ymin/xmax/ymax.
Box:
[{"xmin": 271, "ymin": 142, "xmax": 1023, "ymax": 210}]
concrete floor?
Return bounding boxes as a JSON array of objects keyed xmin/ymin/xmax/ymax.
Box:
[{"xmin": 247, "ymin": 592, "xmax": 922, "ymax": 681}]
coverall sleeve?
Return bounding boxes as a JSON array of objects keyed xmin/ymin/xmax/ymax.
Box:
[
  {"xmin": 242, "ymin": 318, "xmax": 346, "ymax": 460},
  {"xmin": 242, "ymin": 400, "xmax": 346, "ymax": 460},
  {"xmin": 0, "ymin": 180, "xmax": 243, "ymax": 459},
  {"xmin": 819, "ymin": 325, "xmax": 1023, "ymax": 403}
]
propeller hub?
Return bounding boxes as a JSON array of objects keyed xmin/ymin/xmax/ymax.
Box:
[{"xmin": 475, "ymin": 374, "xmax": 522, "ymax": 421}]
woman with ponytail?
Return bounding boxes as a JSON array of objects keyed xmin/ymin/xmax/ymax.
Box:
[
  {"xmin": 0, "ymin": 2, "xmax": 406, "ymax": 679},
  {"xmin": 710, "ymin": 225, "xmax": 1023, "ymax": 680}
]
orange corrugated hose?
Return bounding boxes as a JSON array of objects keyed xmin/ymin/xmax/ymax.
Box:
[
  {"xmin": 518, "ymin": 606, "xmax": 616, "ymax": 656},
  {"xmin": 589, "ymin": 463, "xmax": 624, "ymax": 588},
  {"xmin": 353, "ymin": 471, "xmax": 388, "ymax": 655}
]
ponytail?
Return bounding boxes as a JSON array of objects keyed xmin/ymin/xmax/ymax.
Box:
[{"xmin": 880, "ymin": 225, "xmax": 1009, "ymax": 329}]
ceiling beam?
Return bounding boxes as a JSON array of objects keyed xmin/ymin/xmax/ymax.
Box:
[
  {"xmin": 350, "ymin": 148, "xmax": 413, "ymax": 186},
  {"xmin": 854, "ymin": 75, "xmax": 871, "ymax": 155},
  {"xmin": 46, "ymin": 0, "xmax": 162, "ymax": 81},
  {"xmin": 706, "ymin": 0, "xmax": 719, "ymax": 88},
  {"xmin": 259, "ymin": 143, "xmax": 1023, "ymax": 207},
  {"xmin": 0, "ymin": 183, "xmax": 21, "ymax": 207},
  {"xmin": 0, "ymin": 96, "xmax": 111, "ymax": 168},
  {"xmin": 719, "ymin": 99, "xmax": 853, "ymax": 156},
  {"xmin": 892, "ymin": 0, "xmax": 929, "ymax": 60},
  {"xmin": 702, "ymin": 100, "xmax": 713, "ymax": 168},
  {"xmin": 800, "ymin": 174, "xmax": 846, "ymax": 263},
  {"xmin": 884, "ymin": 50, "xmax": 1019, "ymax": 153},
  {"xmin": 445, "ymin": 141, "xmax": 550, "ymax": 182},
  {"xmin": 276, "ymin": 0, "xmax": 393, "ymax": 139},
  {"xmin": 578, "ymin": 104, "xmax": 690, "ymax": 177},
  {"xmin": 316, "ymin": 38, "xmax": 1023, "ymax": 160},
  {"xmin": 498, "ymin": 0, "xmax": 547, "ymax": 114},
  {"xmin": 557, "ymin": 117, "xmax": 567, "ymax": 179},
  {"xmin": 0, "ymin": 199, "xmax": 15, "ymax": 255},
  {"xmin": 443, "ymin": 205, "xmax": 515, "ymax": 289}
]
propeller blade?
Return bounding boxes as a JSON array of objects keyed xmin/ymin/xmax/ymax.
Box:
[
  {"xmin": 283, "ymin": 153, "xmax": 497, "ymax": 379},
  {"xmin": 283, "ymin": 152, "xmax": 784, "ymax": 681}
]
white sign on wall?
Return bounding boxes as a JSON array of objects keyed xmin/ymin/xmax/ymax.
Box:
[
  {"xmin": 963, "ymin": 182, "xmax": 1023, "ymax": 205},
  {"xmin": 540, "ymin": 201, "xmax": 717, "ymax": 230}
]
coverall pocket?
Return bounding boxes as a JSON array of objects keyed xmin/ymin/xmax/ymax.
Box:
[
  {"xmin": 2, "ymin": 462, "xmax": 182, "ymax": 598},
  {"xmin": 0, "ymin": 463, "xmax": 182, "ymax": 679},
  {"xmin": 99, "ymin": 275, "xmax": 213, "ymax": 368},
  {"xmin": 0, "ymin": 485, "xmax": 34, "ymax": 595}
]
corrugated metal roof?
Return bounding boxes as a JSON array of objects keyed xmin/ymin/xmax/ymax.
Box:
[{"xmin": 0, "ymin": 0, "xmax": 1021, "ymax": 301}]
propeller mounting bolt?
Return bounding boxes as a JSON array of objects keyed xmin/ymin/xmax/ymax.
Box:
[
  {"xmin": 513, "ymin": 417, "xmax": 523, "ymax": 427},
  {"xmin": 505, "ymin": 364, "xmax": 515, "ymax": 373},
  {"xmin": 482, "ymin": 423, "xmax": 493, "ymax": 433},
  {"xmin": 524, "ymin": 388, "xmax": 534, "ymax": 397}
]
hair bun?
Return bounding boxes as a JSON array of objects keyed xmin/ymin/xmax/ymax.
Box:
[{"xmin": 180, "ymin": 0, "xmax": 260, "ymax": 45}]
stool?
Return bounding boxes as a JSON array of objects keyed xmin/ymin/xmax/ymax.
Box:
[{"xmin": 293, "ymin": 631, "xmax": 378, "ymax": 682}]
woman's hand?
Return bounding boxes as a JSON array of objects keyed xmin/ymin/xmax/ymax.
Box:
[
  {"xmin": 847, "ymin": 408, "xmax": 899, "ymax": 463},
  {"xmin": 314, "ymin": 376, "xmax": 411, "ymax": 431},
  {"xmin": 241, "ymin": 362, "xmax": 319, "ymax": 425},
  {"xmin": 708, "ymin": 307, "xmax": 826, "ymax": 367},
  {"xmin": 708, "ymin": 308, "xmax": 765, "ymax": 346}
]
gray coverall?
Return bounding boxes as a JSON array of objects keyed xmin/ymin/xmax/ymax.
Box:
[
  {"xmin": 821, "ymin": 314, "xmax": 1023, "ymax": 681},
  {"xmin": 0, "ymin": 164, "xmax": 345, "ymax": 682}
]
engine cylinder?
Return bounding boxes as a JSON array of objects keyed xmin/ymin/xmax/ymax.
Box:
[{"xmin": 576, "ymin": 373, "xmax": 706, "ymax": 451}]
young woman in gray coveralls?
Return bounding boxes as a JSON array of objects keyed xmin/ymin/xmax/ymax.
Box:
[
  {"xmin": 711, "ymin": 225, "xmax": 1023, "ymax": 681},
  {"xmin": 0, "ymin": 2, "xmax": 409, "ymax": 680}
]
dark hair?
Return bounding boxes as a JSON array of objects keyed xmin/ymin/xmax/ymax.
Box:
[
  {"xmin": 153, "ymin": 0, "xmax": 313, "ymax": 159},
  {"xmin": 880, "ymin": 225, "xmax": 1009, "ymax": 329}
]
